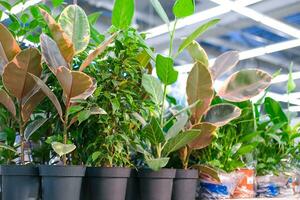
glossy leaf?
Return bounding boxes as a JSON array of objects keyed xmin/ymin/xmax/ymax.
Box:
[
  {"xmin": 24, "ymin": 118, "xmax": 48, "ymax": 141},
  {"xmin": 163, "ymin": 130, "xmax": 201, "ymax": 156},
  {"xmin": 142, "ymin": 117, "xmax": 165, "ymax": 145},
  {"xmin": 186, "ymin": 62, "xmax": 214, "ymax": 122},
  {"xmin": 264, "ymin": 97, "xmax": 288, "ymax": 125},
  {"xmin": 29, "ymin": 74, "xmax": 63, "ymax": 121},
  {"xmin": 145, "ymin": 157, "xmax": 169, "ymax": 171},
  {"xmin": 51, "ymin": 141, "xmax": 76, "ymax": 157},
  {"xmin": 0, "ymin": 23, "xmax": 21, "ymax": 61},
  {"xmin": 218, "ymin": 69, "xmax": 272, "ymax": 102},
  {"xmin": 2, "ymin": 48, "xmax": 42, "ymax": 100},
  {"xmin": 173, "ymin": 0, "xmax": 195, "ymax": 18},
  {"xmin": 58, "ymin": 5, "xmax": 90, "ymax": 54},
  {"xmin": 112, "ymin": 0, "xmax": 134, "ymax": 29},
  {"xmin": 39, "ymin": 8, "xmax": 75, "ymax": 63},
  {"xmin": 187, "ymin": 41, "xmax": 208, "ymax": 66},
  {"xmin": 204, "ymin": 103, "xmax": 242, "ymax": 127},
  {"xmin": 150, "ymin": 0, "xmax": 169, "ymax": 24},
  {"xmin": 210, "ymin": 51, "xmax": 239, "ymax": 80},
  {"xmin": 0, "ymin": 89, "xmax": 16, "ymax": 117},
  {"xmin": 287, "ymin": 62, "xmax": 296, "ymax": 93},
  {"xmin": 177, "ymin": 19, "xmax": 220, "ymax": 55},
  {"xmin": 188, "ymin": 122, "xmax": 217, "ymax": 150},
  {"xmin": 165, "ymin": 113, "xmax": 188, "ymax": 140},
  {"xmin": 142, "ymin": 74, "xmax": 164, "ymax": 105},
  {"xmin": 71, "ymin": 78, "xmax": 96, "ymax": 102},
  {"xmin": 40, "ymin": 34, "xmax": 68, "ymax": 73},
  {"xmin": 0, "ymin": 43, "xmax": 8, "ymax": 75},
  {"xmin": 79, "ymin": 33, "xmax": 116, "ymax": 71},
  {"xmin": 156, "ymin": 54, "xmax": 178, "ymax": 85},
  {"xmin": 55, "ymin": 66, "xmax": 93, "ymax": 100}
]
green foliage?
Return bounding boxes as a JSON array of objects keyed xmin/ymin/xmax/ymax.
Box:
[
  {"xmin": 155, "ymin": 54, "xmax": 178, "ymax": 85},
  {"xmin": 112, "ymin": 0, "xmax": 135, "ymax": 29},
  {"xmin": 150, "ymin": 0, "xmax": 169, "ymax": 24},
  {"xmin": 173, "ymin": 0, "xmax": 195, "ymax": 18}
]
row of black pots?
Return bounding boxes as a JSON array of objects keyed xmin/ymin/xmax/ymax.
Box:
[{"xmin": 0, "ymin": 165, "xmax": 198, "ymax": 200}]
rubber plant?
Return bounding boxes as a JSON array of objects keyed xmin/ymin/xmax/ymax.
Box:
[
  {"xmin": 28, "ymin": 4, "xmax": 114, "ymax": 165},
  {"xmin": 0, "ymin": 23, "xmax": 48, "ymax": 164},
  {"xmin": 178, "ymin": 42, "xmax": 273, "ymax": 170}
]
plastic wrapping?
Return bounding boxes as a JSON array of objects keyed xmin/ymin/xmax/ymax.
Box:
[{"xmin": 232, "ymin": 168, "xmax": 256, "ymax": 198}]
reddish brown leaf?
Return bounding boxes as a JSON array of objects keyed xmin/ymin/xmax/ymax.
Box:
[
  {"xmin": 0, "ymin": 23, "xmax": 21, "ymax": 61},
  {"xmin": 70, "ymin": 78, "xmax": 96, "ymax": 102},
  {"xmin": 188, "ymin": 122, "xmax": 217, "ymax": 150},
  {"xmin": 79, "ymin": 33, "xmax": 116, "ymax": 72},
  {"xmin": 0, "ymin": 43, "xmax": 8, "ymax": 75},
  {"xmin": 39, "ymin": 8, "xmax": 75, "ymax": 63},
  {"xmin": 2, "ymin": 48, "xmax": 42, "ymax": 100},
  {"xmin": 0, "ymin": 89, "xmax": 16, "ymax": 117},
  {"xmin": 22, "ymin": 90, "xmax": 45, "ymax": 123}
]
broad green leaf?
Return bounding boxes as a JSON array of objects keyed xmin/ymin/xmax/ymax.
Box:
[
  {"xmin": 88, "ymin": 12, "xmax": 101, "ymax": 25},
  {"xmin": 236, "ymin": 144, "xmax": 257, "ymax": 156},
  {"xmin": 0, "ymin": 89, "xmax": 16, "ymax": 117},
  {"xmin": 287, "ymin": 62, "xmax": 296, "ymax": 93},
  {"xmin": 264, "ymin": 97, "xmax": 288, "ymax": 125},
  {"xmin": 173, "ymin": 0, "xmax": 195, "ymax": 18},
  {"xmin": 142, "ymin": 117, "xmax": 165, "ymax": 145},
  {"xmin": 52, "ymin": 0, "xmax": 64, "ymax": 7},
  {"xmin": 186, "ymin": 62, "xmax": 214, "ymax": 122},
  {"xmin": 39, "ymin": 8, "xmax": 75, "ymax": 63},
  {"xmin": 24, "ymin": 118, "xmax": 48, "ymax": 141},
  {"xmin": 68, "ymin": 105, "xmax": 84, "ymax": 115},
  {"xmin": 156, "ymin": 54, "xmax": 178, "ymax": 85},
  {"xmin": 145, "ymin": 157, "xmax": 169, "ymax": 171},
  {"xmin": 0, "ymin": 142, "xmax": 16, "ymax": 153},
  {"xmin": 0, "ymin": 1, "xmax": 12, "ymax": 10},
  {"xmin": 210, "ymin": 51, "xmax": 239, "ymax": 80},
  {"xmin": 142, "ymin": 74, "xmax": 164, "ymax": 105},
  {"xmin": 0, "ymin": 23, "xmax": 20, "ymax": 62},
  {"xmin": 78, "ymin": 109, "xmax": 91, "ymax": 124},
  {"xmin": 29, "ymin": 74, "xmax": 63, "ymax": 122},
  {"xmin": 177, "ymin": 19, "xmax": 220, "ymax": 55},
  {"xmin": 59, "ymin": 5, "xmax": 90, "ymax": 54},
  {"xmin": 218, "ymin": 69, "xmax": 272, "ymax": 102},
  {"xmin": 204, "ymin": 103, "xmax": 241, "ymax": 127},
  {"xmin": 40, "ymin": 34, "xmax": 69, "ymax": 73},
  {"xmin": 51, "ymin": 141, "xmax": 76, "ymax": 157},
  {"xmin": 150, "ymin": 0, "xmax": 169, "ymax": 24},
  {"xmin": 163, "ymin": 130, "xmax": 201, "ymax": 156},
  {"xmin": 3, "ymin": 48, "xmax": 42, "ymax": 100},
  {"xmin": 112, "ymin": 0, "xmax": 134, "ymax": 29},
  {"xmin": 165, "ymin": 114, "xmax": 188, "ymax": 140},
  {"xmin": 187, "ymin": 41, "xmax": 208, "ymax": 66},
  {"xmin": 188, "ymin": 122, "xmax": 217, "ymax": 150}
]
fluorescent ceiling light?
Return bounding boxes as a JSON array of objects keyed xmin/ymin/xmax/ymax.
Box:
[
  {"xmin": 146, "ymin": 0, "xmax": 263, "ymax": 39},
  {"xmin": 211, "ymin": 0, "xmax": 300, "ymax": 38},
  {"xmin": 1, "ymin": 0, "xmax": 42, "ymax": 21}
]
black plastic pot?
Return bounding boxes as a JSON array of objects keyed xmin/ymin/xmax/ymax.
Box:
[
  {"xmin": 138, "ymin": 169, "xmax": 176, "ymax": 200},
  {"xmin": 83, "ymin": 167, "xmax": 131, "ymax": 200},
  {"xmin": 125, "ymin": 169, "xmax": 140, "ymax": 200},
  {"xmin": 172, "ymin": 169, "xmax": 198, "ymax": 200},
  {"xmin": 39, "ymin": 165, "xmax": 85, "ymax": 200},
  {"xmin": 1, "ymin": 165, "xmax": 40, "ymax": 200}
]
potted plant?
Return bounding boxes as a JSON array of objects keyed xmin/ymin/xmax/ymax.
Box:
[
  {"xmin": 0, "ymin": 22, "xmax": 48, "ymax": 199},
  {"xmin": 28, "ymin": 3, "xmax": 111, "ymax": 200}
]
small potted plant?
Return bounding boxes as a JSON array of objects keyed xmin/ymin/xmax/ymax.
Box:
[{"xmin": 0, "ymin": 23, "xmax": 48, "ymax": 199}]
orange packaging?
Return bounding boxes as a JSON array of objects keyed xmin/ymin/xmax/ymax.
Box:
[{"xmin": 232, "ymin": 168, "xmax": 255, "ymax": 198}]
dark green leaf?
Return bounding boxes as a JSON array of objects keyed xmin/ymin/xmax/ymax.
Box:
[
  {"xmin": 24, "ymin": 118, "xmax": 48, "ymax": 141},
  {"xmin": 264, "ymin": 97, "xmax": 288, "ymax": 126},
  {"xmin": 78, "ymin": 110, "xmax": 91, "ymax": 124},
  {"xmin": 68, "ymin": 105, "xmax": 84, "ymax": 115},
  {"xmin": 156, "ymin": 54, "xmax": 178, "ymax": 85},
  {"xmin": 0, "ymin": 1, "xmax": 11, "ymax": 11},
  {"xmin": 142, "ymin": 117, "xmax": 165, "ymax": 145}
]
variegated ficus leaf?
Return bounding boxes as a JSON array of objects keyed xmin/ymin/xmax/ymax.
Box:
[
  {"xmin": 210, "ymin": 51, "xmax": 239, "ymax": 80},
  {"xmin": 39, "ymin": 8, "xmax": 75, "ymax": 63},
  {"xmin": 71, "ymin": 78, "xmax": 97, "ymax": 102},
  {"xmin": 2, "ymin": 48, "xmax": 42, "ymax": 100},
  {"xmin": 51, "ymin": 141, "xmax": 76, "ymax": 157},
  {"xmin": 58, "ymin": 5, "xmax": 90, "ymax": 54},
  {"xmin": 204, "ymin": 103, "xmax": 241, "ymax": 127},
  {"xmin": 0, "ymin": 23, "xmax": 21, "ymax": 74},
  {"xmin": 188, "ymin": 122, "xmax": 217, "ymax": 150},
  {"xmin": 186, "ymin": 62, "xmax": 214, "ymax": 123},
  {"xmin": 187, "ymin": 40, "xmax": 208, "ymax": 67},
  {"xmin": 217, "ymin": 69, "xmax": 272, "ymax": 102}
]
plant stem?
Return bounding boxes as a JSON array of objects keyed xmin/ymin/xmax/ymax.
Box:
[
  {"xmin": 168, "ymin": 19, "xmax": 178, "ymax": 58},
  {"xmin": 252, "ymin": 101, "xmax": 257, "ymax": 132},
  {"xmin": 160, "ymin": 84, "xmax": 167, "ymax": 127},
  {"xmin": 63, "ymin": 101, "xmax": 70, "ymax": 166},
  {"xmin": 18, "ymin": 101, "xmax": 25, "ymax": 165}
]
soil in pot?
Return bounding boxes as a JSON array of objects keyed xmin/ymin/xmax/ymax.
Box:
[
  {"xmin": 1, "ymin": 165, "xmax": 40, "ymax": 200},
  {"xmin": 138, "ymin": 168, "xmax": 176, "ymax": 200},
  {"xmin": 125, "ymin": 169, "xmax": 140, "ymax": 200},
  {"xmin": 172, "ymin": 169, "xmax": 198, "ymax": 200},
  {"xmin": 39, "ymin": 165, "xmax": 86, "ymax": 200},
  {"xmin": 82, "ymin": 167, "xmax": 131, "ymax": 200}
]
